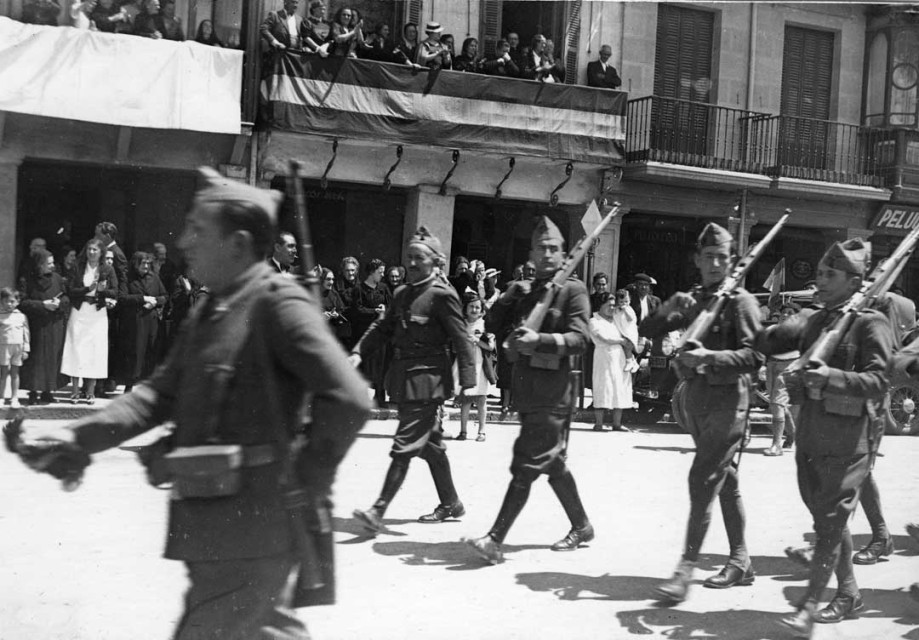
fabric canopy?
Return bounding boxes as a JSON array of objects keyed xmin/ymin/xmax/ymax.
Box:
[
  {"xmin": 0, "ymin": 17, "xmax": 243, "ymax": 134},
  {"xmin": 262, "ymin": 53, "xmax": 626, "ymax": 165}
]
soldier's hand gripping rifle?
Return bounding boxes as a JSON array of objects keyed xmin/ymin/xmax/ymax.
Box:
[
  {"xmin": 783, "ymin": 221, "xmax": 919, "ymax": 401},
  {"xmin": 673, "ymin": 210, "xmax": 792, "ymax": 360},
  {"xmin": 504, "ymin": 202, "xmax": 622, "ymax": 368}
]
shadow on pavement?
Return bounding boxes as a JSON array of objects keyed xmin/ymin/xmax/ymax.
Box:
[
  {"xmin": 632, "ymin": 444, "xmax": 696, "ymax": 455},
  {"xmin": 515, "ymin": 572, "xmax": 661, "ymax": 601},
  {"xmin": 371, "ymin": 539, "xmax": 551, "ymax": 571},
  {"xmin": 615, "ymin": 606, "xmax": 784, "ymax": 640},
  {"xmin": 781, "ymin": 585, "xmax": 919, "ymax": 637},
  {"xmin": 333, "ymin": 516, "xmax": 414, "ymax": 542}
]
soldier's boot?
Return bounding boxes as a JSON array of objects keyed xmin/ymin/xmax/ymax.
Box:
[
  {"xmin": 353, "ymin": 457, "xmax": 409, "ymax": 535},
  {"xmin": 780, "ymin": 602, "xmax": 816, "ymax": 639},
  {"xmin": 418, "ymin": 450, "xmax": 464, "ymax": 522},
  {"xmin": 462, "ymin": 476, "xmax": 531, "ymax": 564},
  {"xmin": 653, "ymin": 559, "xmax": 695, "ymax": 604},
  {"xmin": 549, "ymin": 470, "xmax": 594, "ymax": 551}
]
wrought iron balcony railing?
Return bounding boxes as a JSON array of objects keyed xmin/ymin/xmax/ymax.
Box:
[{"xmin": 626, "ymin": 96, "xmax": 885, "ymax": 188}]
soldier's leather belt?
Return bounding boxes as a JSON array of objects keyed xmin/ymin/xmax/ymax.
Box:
[{"xmin": 392, "ymin": 348, "xmax": 447, "ymax": 360}]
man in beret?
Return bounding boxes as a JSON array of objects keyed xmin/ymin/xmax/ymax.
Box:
[
  {"xmin": 642, "ymin": 222, "xmax": 763, "ymax": 602},
  {"xmin": 463, "ymin": 216, "xmax": 594, "ymax": 564},
  {"xmin": 8, "ymin": 167, "xmax": 372, "ymax": 639},
  {"xmin": 755, "ymin": 238, "xmax": 892, "ymax": 637},
  {"xmin": 351, "ymin": 227, "xmax": 476, "ymax": 534}
]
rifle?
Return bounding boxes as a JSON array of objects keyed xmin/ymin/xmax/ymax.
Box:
[
  {"xmin": 287, "ymin": 160, "xmax": 320, "ymax": 296},
  {"xmin": 784, "ymin": 222, "xmax": 919, "ymax": 402},
  {"xmin": 283, "ymin": 160, "xmax": 335, "ymax": 606},
  {"xmin": 504, "ymin": 202, "xmax": 622, "ymax": 368},
  {"xmin": 674, "ymin": 210, "xmax": 792, "ymax": 354}
]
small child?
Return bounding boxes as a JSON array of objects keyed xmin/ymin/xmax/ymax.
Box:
[
  {"xmin": 0, "ymin": 288, "xmax": 31, "ymax": 409},
  {"xmin": 612, "ymin": 289, "xmax": 640, "ymax": 373},
  {"xmin": 456, "ymin": 294, "xmax": 495, "ymax": 442}
]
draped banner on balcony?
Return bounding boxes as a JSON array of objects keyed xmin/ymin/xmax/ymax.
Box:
[
  {"xmin": 0, "ymin": 17, "xmax": 243, "ymax": 134},
  {"xmin": 261, "ymin": 53, "xmax": 626, "ymax": 164}
]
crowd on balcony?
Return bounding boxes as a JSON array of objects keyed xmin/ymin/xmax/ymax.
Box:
[
  {"xmin": 259, "ymin": 0, "xmax": 576, "ymax": 83},
  {"xmin": 17, "ymin": 0, "xmax": 231, "ymax": 46}
]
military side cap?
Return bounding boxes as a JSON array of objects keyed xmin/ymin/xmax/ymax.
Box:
[
  {"xmin": 532, "ymin": 216, "xmax": 565, "ymax": 245},
  {"xmin": 195, "ymin": 167, "xmax": 282, "ymax": 224},
  {"xmin": 822, "ymin": 238, "xmax": 870, "ymax": 276},
  {"xmin": 697, "ymin": 222, "xmax": 733, "ymax": 248},
  {"xmin": 408, "ymin": 226, "xmax": 444, "ymax": 257}
]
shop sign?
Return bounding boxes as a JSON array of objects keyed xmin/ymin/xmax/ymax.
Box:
[{"xmin": 871, "ymin": 204, "xmax": 919, "ymax": 235}]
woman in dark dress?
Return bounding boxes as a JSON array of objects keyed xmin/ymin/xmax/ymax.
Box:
[
  {"xmin": 320, "ymin": 267, "xmax": 351, "ymax": 346},
  {"xmin": 119, "ymin": 251, "xmax": 167, "ymax": 392},
  {"xmin": 19, "ymin": 249, "xmax": 69, "ymax": 404}
]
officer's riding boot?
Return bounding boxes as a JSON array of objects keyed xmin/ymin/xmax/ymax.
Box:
[
  {"xmin": 353, "ymin": 457, "xmax": 410, "ymax": 535},
  {"xmin": 548, "ymin": 470, "xmax": 594, "ymax": 551},
  {"xmin": 463, "ymin": 477, "xmax": 531, "ymax": 565},
  {"xmin": 419, "ymin": 450, "xmax": 465, "ymax": 522},
  {"xmin": 853, "ymin": 473, "xmax": 893, "ymax": 565}
]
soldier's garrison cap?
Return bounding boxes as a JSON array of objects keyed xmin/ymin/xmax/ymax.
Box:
[
  {"xmin": 697, "ymin": 222, "xmax": 733, "ymax": 249},
  {"xmin": 821, "ymin": 238, "xmax": 870, "ymax": 276}
]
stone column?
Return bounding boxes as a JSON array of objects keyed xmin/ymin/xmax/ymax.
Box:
[
  {"xmin": 0, "ymin": 156, "xmax": 22, "ymax": 289},
  {"xmin": 594, "ymin": 205, "xmax": 630, "ymax": 289},
  {"xmin": 403, "ymin": 185, "xmax": 457, "ymax": 267}
]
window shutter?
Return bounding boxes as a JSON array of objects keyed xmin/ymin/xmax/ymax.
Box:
[
  {"xmin": 654, "ymin": 4, "xmax": 713, "ymax": 101},
  {"xmin": 563, "ymin": 0, "xmax": 581, "ymax": 85},
  {"xmin": 401, "ymin": 0, "xmax": 423, "ymax": 27},
  {"xmin": 780, "ymin": 26, "xmax": 833, "ymax": 170},
  {"xmin": 480, "ymin": 0, "xmax": 502, "ymax": 59}
]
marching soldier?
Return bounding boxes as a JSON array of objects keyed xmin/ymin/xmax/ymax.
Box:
[
  {"xmin": 464, "ymin": 216, "xmax": 594, "ymax": 564},
  {"xmin": 642, "ymin": 222, "xmax": 763, "ymax": 602},
  {"xmin": 351, "ymin": 227, "xmax": 476, "ymax": 533},
  {"xmin": 755, "ymin": 238, "xmax": 892, "ymax": 637},
  {"xmin": 5, "ymin": 168, "xmax": 372, "ymax": 639}
]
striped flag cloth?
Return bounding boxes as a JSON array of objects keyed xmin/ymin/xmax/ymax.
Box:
[
  {"xmin": 763, "ymin": 258, "xmax": 785, "ymax": 308},
  {"xmin": 261, "ymin": 53, "xmax": 626, "ymax": 164}
]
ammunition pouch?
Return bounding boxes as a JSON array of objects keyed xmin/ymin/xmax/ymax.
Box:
[{"xmin": 162, "ymin": 444, "xmax": 278, "ymax": 500}]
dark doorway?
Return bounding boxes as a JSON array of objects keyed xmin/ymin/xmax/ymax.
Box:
[{"xmin": 501, "ymin": 1, "xmax": 568, "ymax": 50}]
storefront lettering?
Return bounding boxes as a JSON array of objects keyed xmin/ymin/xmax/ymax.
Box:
[{"xmin": 873, "ymin": 206, "xmax": 919, "ymax": 231}]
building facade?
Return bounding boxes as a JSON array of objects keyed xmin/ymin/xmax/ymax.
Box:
[{"xmin": 3, "ymin": 2, "xmax": 919, "ymax": 300}]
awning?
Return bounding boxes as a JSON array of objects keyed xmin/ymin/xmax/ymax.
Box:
[{"xmin": 261, "ymin": 53, "xmax": 626, "ymax": 165}]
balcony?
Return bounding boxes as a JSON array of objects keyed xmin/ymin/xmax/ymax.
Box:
[{"xmin": 626, "ymin": 95, "xmax": 886, "ymax": 190}]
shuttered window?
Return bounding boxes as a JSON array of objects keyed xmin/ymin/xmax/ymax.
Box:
[
  {"xmin": 779, "ymin": 26, "xmax": 834, "ymax": 171},
  {"xmin": 654, "ymin": 4, "xmax": 713, "ymax": 102},
  {"xmin": 653, "ymin": 5, "xmax": 714, "ymax": 156},
  {"xmin": 563, "ymin": 0, "xmax": 581, "ymax": 85},
  {"xmin": 481, "ymin": 0, "xmax": 502, "ymax": 59}
]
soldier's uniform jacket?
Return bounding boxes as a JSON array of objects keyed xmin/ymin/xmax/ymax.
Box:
[
  {"xmin": 485, "ymin": 276, "xmax": 589, "ymax": 414},
  {"xmin": 640, "ymin": 286, "xmax": 763, "ymax": 415},
  {"xmin": 755, "ymin": 305, "xmax": 892, "ymax": 456},
  {"xmin": 355, "ymin": 273, "xmax": 475, "ymax": 403},
  {"xmin": 67, "ymin": 263, "xmax": 372, "ymax": 561}
]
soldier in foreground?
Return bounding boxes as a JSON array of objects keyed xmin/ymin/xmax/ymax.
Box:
[
  {"xmin": 464, "ymin": 216, "xmax": 594, "ymax": 564},
  {"xmin": 351, "ymin": 227, "xmax": 476, "ymax": 534},
  {"xmin": 6, "ymin": 168, "xmax": 372, "ymax": 639},
  {"xmin": 755, "ymin": 239, "xmax": 892, "ymax": 638},
  {"xmin": 642, "ymin": 222, "xmax": 763, "ymax": 602}
]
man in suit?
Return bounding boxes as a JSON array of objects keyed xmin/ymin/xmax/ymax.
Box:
[
  {"xmin": 9, "ymin": 167, "xmax": 371, "ymax": 639},
  {"xmin": 260, "ymin": 0, "xmax": 309, "ymax": 51},
  {"xmin": 587, "ymin": 44, "xmax": 622, "ymax": 89},
  {"xmin": 268, "ymin": 230, "xmax": 298, "ymax": 277},
  {"xmin": 630, "ymin": 272, "xmax": 661, "ymax": 362}
]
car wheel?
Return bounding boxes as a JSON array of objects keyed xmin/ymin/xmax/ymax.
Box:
[{"xmin": 886, "ymin": 382, "xmax": 919, "ymax": 435}]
